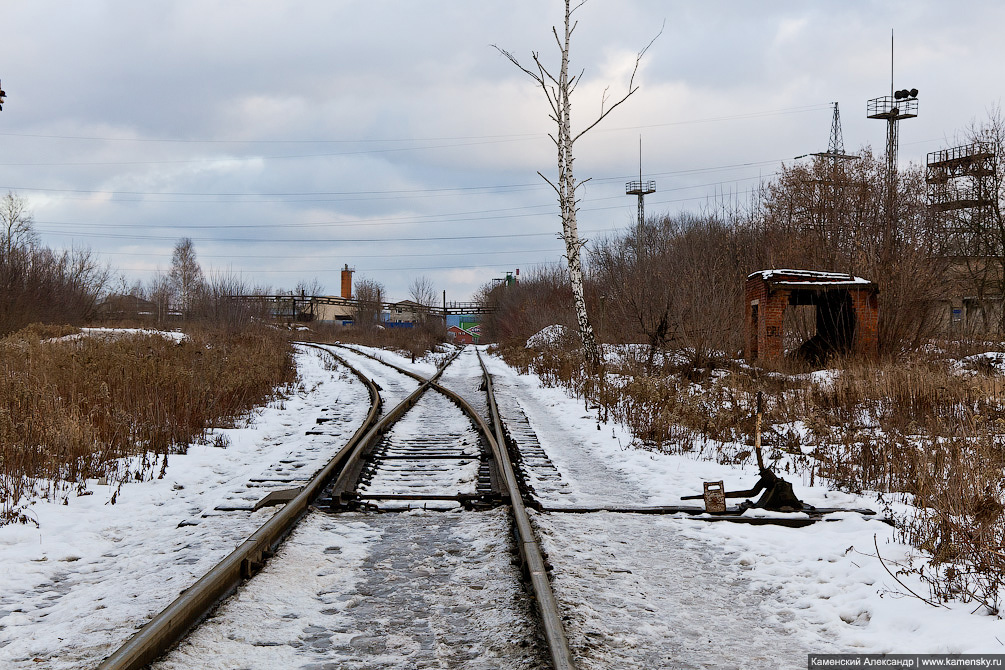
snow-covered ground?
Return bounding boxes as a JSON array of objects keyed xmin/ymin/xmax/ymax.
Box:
[
  {"xmin": 0, "ymin": 345, "xmax": 369, "ymax": 669},
  {"xmin": 481, "ymin": 349, "xmax": 1005, "ymax": 667},
  {"xmin": 3, "ymin": 341, "xmax": 1002, "ymax": 669}
]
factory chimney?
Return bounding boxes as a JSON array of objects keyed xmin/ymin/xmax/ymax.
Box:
[{"xmin": 341, "ymin": 264, "xmax": 355, "ymax": 299}]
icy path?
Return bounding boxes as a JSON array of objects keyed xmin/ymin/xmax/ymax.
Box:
[
  {"xmin": 155, "ymin": 509, "xmax": 545, "ymax": 670},
  {"xmin": 483, "ymin": 354, "xmax": 653, "ymax": 508},
  {"xmin": 0, "ymin": 346, "xmax": 369, "ymax": 669}
]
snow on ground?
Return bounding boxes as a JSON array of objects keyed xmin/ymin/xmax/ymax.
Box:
[
  {"xmin": 320, "ymin": 345, "xmax": 422, "ymax": 409},
  {"xmin": 525, "ymin": 324, "xmax": 568, "ymax": 349},
  {"xmin": 482, "ymin": 347, "xmax": 1005, "ymax": 666},
  {"xmin": 332, "ymin": 342, "xmax": 453, "ymax": 380},
  {"xmin": 5, "ymin": 339, "xmax": 1003, "ymax": 669},
  {"xmin": 0, "ymin": 344, "xmax": 369, "ymax": 669},
  {"xmin": 48, "ymin": 327, "xmax": 190, "ymax": 344},
  {"xmin": 155, "ymin": 509, "xmax": 543, "ymax": 670}
]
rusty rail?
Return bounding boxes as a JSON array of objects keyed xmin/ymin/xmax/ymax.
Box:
[
  {"xmin": 97, "ymin": 344, "xmax": 380, "ymax": 670},
  {"xmin": 477, "ymin": 349, "xmax": 576, "ymax": 670}
]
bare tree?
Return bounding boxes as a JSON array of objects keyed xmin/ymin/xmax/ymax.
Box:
[
  {"xmin": 408, "ymin": 275, "xmax": 437, "ymax": 325},
  {"xmin": 169, "ymin": 237, "xmax": 204, "ymax": 317},
  {"xmin": 409, "ymin": 275, "xmax": 437, "ymax": 308},
  {"xmin": 294, "ymin": 277, "xmax": 325, "ymax": 298},
  {"xmin": 494, "ymin": 0, "xmax": 660, "ymax": 368},
  {"xmin": 759, "ymin": 149, "xmax": 946, "ymax": 352},
  {"xmin": 198, "ymin": 271, "xmax": 270, "ymax": 332},
  {"xmin": 592, "ymin": 213, "xmax": 741, "ymax": 369},
  {"xmin": 148, "ymin": 272, "xmax": 174, "ymax": 323},
  {"xmin": 0, "ymin": 191, "xmax": 37, "ymax": 257},
  {"xmin": 353, "ymin": 277, "xmax": 384, "ymax": 331}
]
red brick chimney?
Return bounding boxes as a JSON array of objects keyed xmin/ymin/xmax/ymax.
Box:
[{"xmin": 341, "ymin": 264, "xmax": 354, "ymax": 299}]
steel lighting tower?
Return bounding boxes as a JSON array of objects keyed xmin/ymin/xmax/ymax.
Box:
[
  {"xmin": 867, "ymin": 32, "xmax": 917, "ymax": 258},
  {"xmin": 625, "ymin": 137, "xmax": 655, "ymax": 225}
]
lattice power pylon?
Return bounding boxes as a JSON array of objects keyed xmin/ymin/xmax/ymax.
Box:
[
  {"xmin": 807, "ymin": 102, "xmax": 858, "ymax": 235},
  {"xmin": 812, "ymin": 102, "xmax": 858, "ymax": 165}
]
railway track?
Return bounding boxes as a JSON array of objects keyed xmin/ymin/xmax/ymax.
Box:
[{"xmin": 99, "ymin": 344, "xmax": 574, "ymax": 670}]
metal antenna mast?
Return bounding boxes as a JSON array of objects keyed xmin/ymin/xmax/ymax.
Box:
[{"xmin": 626, "ymin": 136, "xmax": 656, "ymax": 225}]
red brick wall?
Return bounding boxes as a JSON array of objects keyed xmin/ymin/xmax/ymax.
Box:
[
  {"xmin": 745, "ymin": 277, "xmax": 788, "ymax": 361},
  {"xmin": 850, "ymin": 288, "xmax": 879, "ymax": 356},
  {"xmin": 745, "ymin": 274, "xmax": 880, "ymax": 362}
]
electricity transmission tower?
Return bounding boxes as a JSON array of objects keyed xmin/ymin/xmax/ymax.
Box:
[
  {"xmin": 812, "ymin": 102, "xmax": 858, "ymax": 166},
  {"xmin": 802, "ymin": 102, "xmax": 858, "ymax": 236}
]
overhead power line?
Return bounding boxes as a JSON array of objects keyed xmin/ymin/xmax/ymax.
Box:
[{"xmin": 0, "ymin": 103, "xmax": 830, "ymax": 146}]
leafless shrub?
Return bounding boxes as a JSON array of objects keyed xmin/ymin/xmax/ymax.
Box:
[
  {"xmin": 591, "ymin": 212, "xmax": 745, "ymax": 370},
  {"xmin": 896, "ymin": 434, "xmax": 1005, "ymax": 614},
  {"xmin": 0, "ymin": 245, "xmax": 110, "ymax": 336},
  {"xmin": 478, "ymin": 265, "xmax": 576, "ymax": 345},
  {"xmin": 353, "ymin": 277, "xmax": 384, "ymax": 333}
]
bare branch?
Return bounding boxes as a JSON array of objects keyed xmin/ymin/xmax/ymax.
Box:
[
  {"xmin": 537, "ymin": 170, "xmax": 560, "ymax": 196},
  {"xmin": 873, "ymin": 535, "xmax": 948, "ymax": 609},
  {"xmin": 572, "ymin": 20, "xmax": 664, "ymax": 144},
  {"xmin": 491, "ymin": 44, "xmax": 543, "ymax": 84}
]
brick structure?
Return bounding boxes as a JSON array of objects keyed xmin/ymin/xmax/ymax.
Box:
[
  {"xmin": 340, "ymin": 264, "xmax": 354, "ymax": 299},
  {"xmin": 745, "ymin": 270, "xmax": 879, "ymax": 362}
]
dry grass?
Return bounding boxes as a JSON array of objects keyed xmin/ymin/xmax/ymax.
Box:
[
  {"xmin": 0, "ymin": 323, "xmax": 296, "ymax": 525},
  {"xmin": 301, "ymin": 322, "xmax": 448, "ymax": 360},
  {"xmin": 502, "ymin": 338, "xmax": 1005, "ymax": 611}
]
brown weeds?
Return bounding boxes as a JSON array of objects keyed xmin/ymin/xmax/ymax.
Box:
[
  {"xmin": 506, "ymin": 338, "xmax": 1005, "ymax": 611},
  {"xmin": 0, "ymin": 324, "xmax": 295, "ymax": 524}
]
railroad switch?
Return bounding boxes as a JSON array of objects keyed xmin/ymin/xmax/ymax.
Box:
[{"xmin": 684, "ymin": 468, "xmax": 809, "ymax": 513}]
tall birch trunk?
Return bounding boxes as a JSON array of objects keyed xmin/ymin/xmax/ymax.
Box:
[
  {"xmin": 494, "ymin": 0, "xmax": 659, "ymax": 370},
  {"xmin": 554, "ymin": 0, "xmax": 598, "ymax": 366}
]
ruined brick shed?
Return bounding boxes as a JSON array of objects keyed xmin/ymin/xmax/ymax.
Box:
[{"xmin": 745, "ymin": 270, "xmax": 879, "ymax": 363}]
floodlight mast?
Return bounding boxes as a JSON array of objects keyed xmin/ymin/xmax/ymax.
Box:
[
  {"xmin": 867, "ymin": 30, "xmax": 918, "ymax": 261},
  {"xmin": 625, "ymin": 136, "xmax": 656, "ymax": 226}
]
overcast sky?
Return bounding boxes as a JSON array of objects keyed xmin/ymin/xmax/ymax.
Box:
[{"xmin": 1, "ymin": 1, "xmax": 1002, "ymax": 302}]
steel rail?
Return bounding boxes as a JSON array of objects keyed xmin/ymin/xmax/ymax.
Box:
[
  {"xmin": 324, "ymin": 345, "xmax": 463, "ymax": 503},
  {"xmin": 97, "ymin": 344, "xmax": 381, "ymax": 670},
  {"xmin": 335, "ymin": 343, "xmax": 576, "ymax": 669},
  {"xmin": 477, "ymin": 349, "xmax": 577, "ymax": 670}
]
